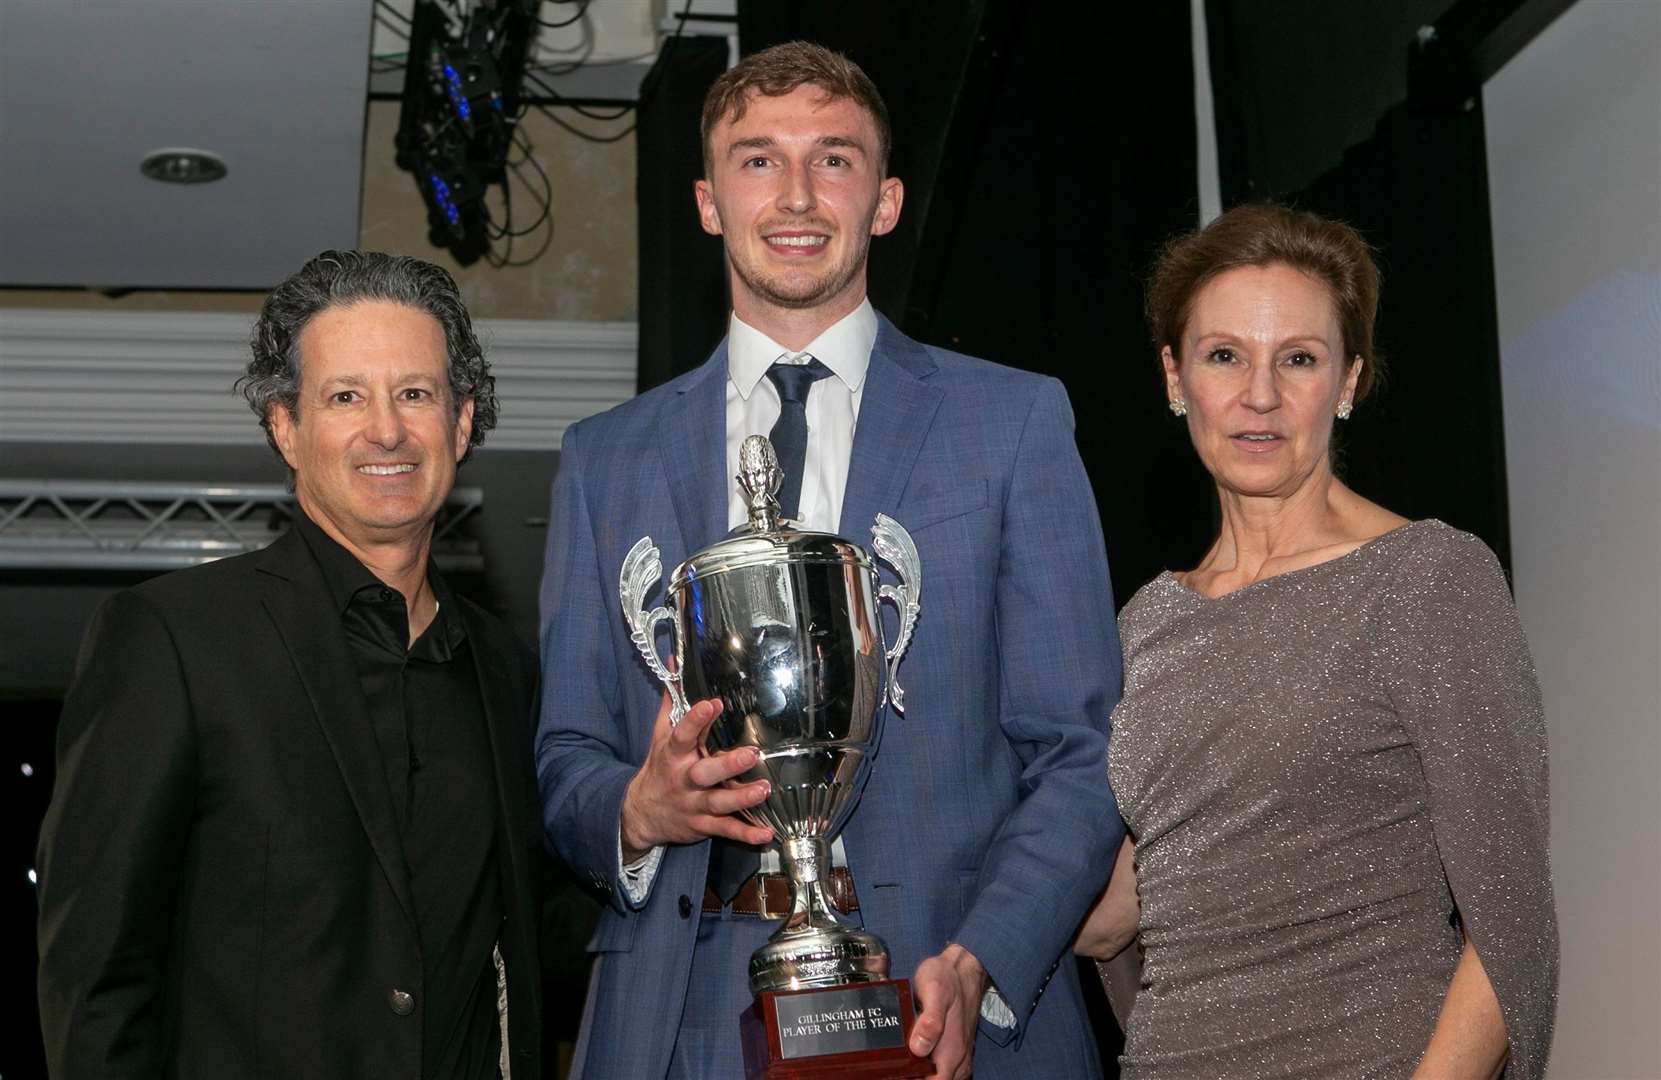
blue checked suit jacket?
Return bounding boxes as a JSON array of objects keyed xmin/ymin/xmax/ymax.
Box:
[{"xmin": 537, "ymin": 315, "xmax": 1124, "ymax": 1079}]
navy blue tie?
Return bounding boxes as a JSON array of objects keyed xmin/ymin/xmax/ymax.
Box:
[{"xmin": 764, "ymin": 357, "xmax": 833, "ymax": 521}]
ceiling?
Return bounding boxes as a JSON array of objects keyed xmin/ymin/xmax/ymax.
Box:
[
  {"xmin": 0, "ymin": 1, "xmax": 373, "ymax": 289},
  {"xmin": 0, "ymin": 0, "xmax": 724, "ymax": 293}
]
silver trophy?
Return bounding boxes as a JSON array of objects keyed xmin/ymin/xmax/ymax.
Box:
[{"xmin": 620, "ymin": 435, "xmax": 920, "ymax": 996}]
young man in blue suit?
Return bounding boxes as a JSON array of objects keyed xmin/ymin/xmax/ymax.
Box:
[{"xmin": 538, "ymin": 41, "xmax": 1124, "ymax": 1079}]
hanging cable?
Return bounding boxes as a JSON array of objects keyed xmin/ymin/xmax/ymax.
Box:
[
  {"xmin": 520, "ymin": 69, "xmax": 636, "ymax": 121},
  {"xmin": 534, "ymin": 102, "xmax": 638, "ymax": 143},
  {"xmin": 537, "ymin": 0, "xmax": 592, "ymax": 31}
]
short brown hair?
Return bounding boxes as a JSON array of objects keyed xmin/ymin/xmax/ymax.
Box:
[
  {"xmin": 1146, "ymin": 203, "xmax": 1384, "ymax": 401},
  {"xmin": 700, "ymin": 41, "xmax": 893, "ymax": 173}
]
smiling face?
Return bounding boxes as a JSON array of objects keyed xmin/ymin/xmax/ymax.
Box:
[
  {"xmin": 268, "ymin": 300, "xmax": 472, "ymax": 553},
  {"xmin": 1165, "ymin": 263, "xmax": 1362, "ymax": 502},
  {"xmin": 694, "ymin": 84, "xmax": 903, "ymax": 326}
]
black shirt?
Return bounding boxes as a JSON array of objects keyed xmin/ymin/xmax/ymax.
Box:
[{"xmin": 294, "ymin": 513, "xmax": 503, "ymax": 1080}]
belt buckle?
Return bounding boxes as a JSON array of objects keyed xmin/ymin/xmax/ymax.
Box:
[{"xmin": 755, "ymin": 871, "xmax": 781, "ymax": 920}]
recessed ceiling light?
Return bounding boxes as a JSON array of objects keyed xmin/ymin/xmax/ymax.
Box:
[{"xmin": 139, "ymin": 148, "xmax": 228, "ymax": 184}]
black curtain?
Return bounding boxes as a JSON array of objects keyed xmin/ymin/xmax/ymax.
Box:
[
  {"xmin": 884, "ymin": 3, "xmax": 1206, "ymax": 604},
  {"xmin": 1293, "ymin": 98, "xmax": 1512, "ymax": 565},
  {"xmin": 1204, "ymin": 0, "xmax": 1462, "ymax": 203},
  {"xmin": 636, "ymin": 34, "xmax": 732, "ymax": 393}
]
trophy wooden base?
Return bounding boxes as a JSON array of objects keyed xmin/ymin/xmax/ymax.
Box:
[{"xmin": 740, "ymin": 977, "xmax": 931, "ymax": 1079}]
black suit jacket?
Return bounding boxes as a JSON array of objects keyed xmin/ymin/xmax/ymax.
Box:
[{"xmin": 36, "ymin": 527, "xmax": 544, "ymax": 1080}]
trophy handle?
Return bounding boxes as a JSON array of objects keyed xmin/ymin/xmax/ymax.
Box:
[
  {"xmin": 620, "ymin": 536, "xmax": 689, "ymax": 726},
  {"xmin": 871, "ymin": 513, "xmax": 922, "ymax": 713}
]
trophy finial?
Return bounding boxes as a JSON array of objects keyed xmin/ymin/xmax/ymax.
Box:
[{"xmin": 738, "ymin": 434, "xmax": 783, "ymax": 531}]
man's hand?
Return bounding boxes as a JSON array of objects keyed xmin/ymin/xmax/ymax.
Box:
[
  {"xmin": 909, "ymin": 943, "xmax": 988, "ymax": 1080},
  {"xmin": 619, "ymin": 692, "xmax": 774, "ymax": 862}
]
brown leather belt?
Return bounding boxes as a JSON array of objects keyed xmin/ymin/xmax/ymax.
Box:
[{"xmin": 703, "ymin": 868, "xmax": 860, "ymax": 917}]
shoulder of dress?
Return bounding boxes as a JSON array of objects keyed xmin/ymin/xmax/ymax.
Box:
[
  {"xmin": 1121, "ymin": 573, "xmax": 1174, "ymax": 612},
  {"xmin": 1113, "ymin": 574, "xmax": 1185, "ymax": 648},
  {"xmin": 1381, "ymin": 519, "xmax": 1506, "ymax": 587}
]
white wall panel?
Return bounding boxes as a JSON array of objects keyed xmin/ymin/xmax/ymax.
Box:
[
  {"xmin": 0, "ymin": 309, "xmax": 637, "ymax": 451},
  {"xmin": 1485, "ymin": 2, "xmax": 1661, "ymax": 1074}
]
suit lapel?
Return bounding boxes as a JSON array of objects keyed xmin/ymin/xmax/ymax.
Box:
[
  {"xmin": 659, "ymin": 345, "xmax": 731, "ymax": 554},
  {"xmin": 838, "ymin": 318, "xmax": 942, "ymax": 890},
  {"xmin": 838, "ymin": 317, "xmax": 945, "ymax": 538},
  {"xmin": 256, "ymin": 531, "xmax": 418, "ymax": 931}
]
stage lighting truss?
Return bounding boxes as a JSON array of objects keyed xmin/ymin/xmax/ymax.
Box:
[{"xmin": 0, "ymin": 481, "xmax": 482, "ymax": 572}]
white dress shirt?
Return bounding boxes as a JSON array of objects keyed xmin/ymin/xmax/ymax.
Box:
[{"xmin": 723, "ymin": 299, "xmax": 875, "ymax": 534}]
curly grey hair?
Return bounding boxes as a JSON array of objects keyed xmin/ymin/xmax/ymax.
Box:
[{"xmin": 237, "ymin": 250, "xmax": 498, "ymax": 465}]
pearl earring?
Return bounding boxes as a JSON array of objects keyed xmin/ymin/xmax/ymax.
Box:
[
  {"xmin": 1336, "ymin": 400, "xmax": 1353, "ymax": 420},
  {"xmin": 1169, "ymin": 399, "xmax": 1187, "ymax": 417}
]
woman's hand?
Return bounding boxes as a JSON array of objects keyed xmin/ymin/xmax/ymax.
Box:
[{"xmin": 1074, "ymin": 836, "xmax": 1140, "ymax": 959}]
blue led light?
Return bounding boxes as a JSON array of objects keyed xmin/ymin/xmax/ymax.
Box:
[
  {"xmin": 426, "ymin": 172, "xmax": 462, "ymax": 227},
  {"xmin": 442, "ymin": 61, "xmax": 471, "ymax": 121}
]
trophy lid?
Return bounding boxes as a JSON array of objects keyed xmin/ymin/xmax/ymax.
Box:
[{"xmin": 670, "ymin": 435, "xmax": 874, "ymax": 587}]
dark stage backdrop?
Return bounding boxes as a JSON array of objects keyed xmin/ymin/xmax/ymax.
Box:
[
  {"xmin": 850, "ymin": 1, "xmax": 1208, "ymax": 605},
  {"xmin": 637, "ymin": 33, "xmax": 732, "ymax": 393},
  {"xmin": 1292, "ymin": 97, "xmax": 1513, "ymax": 569},
  {"xmin": 1204, "ymin": 0, "xmax": 1461, "ymax": 204}
]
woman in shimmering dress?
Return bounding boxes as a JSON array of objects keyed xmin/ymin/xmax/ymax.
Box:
[{"xmin": 1075, "ymin": 204, "xmax": 1557, "ymax": 1078}]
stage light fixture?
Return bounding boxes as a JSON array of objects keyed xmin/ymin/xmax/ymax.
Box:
[{"xmin": 395, "ymin": 0, "xmax": 538, "ymax": 266}]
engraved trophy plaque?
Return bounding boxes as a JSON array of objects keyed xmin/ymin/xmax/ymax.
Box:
[{"xmin": 620, "ymin": 435, "xmax": 927, "ymax": 1079}]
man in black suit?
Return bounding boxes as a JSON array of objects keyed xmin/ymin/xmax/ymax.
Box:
[{"xmin": 35, "ymin": 251, "xmax": 544, "ymax": 1079}]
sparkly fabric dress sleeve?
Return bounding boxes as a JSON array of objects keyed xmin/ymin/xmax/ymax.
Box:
[
  {"xmin": 1373, "ymin": 524, "xmax": 1558, "ymax": 1076},
  {"xmin": 1106, "ymin": 521, "xmax": 1558, "ymax": 1079}
]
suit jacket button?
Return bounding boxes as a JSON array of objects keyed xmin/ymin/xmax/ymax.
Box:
[
  {"xmin": 678, "ymin": 894, "xmax": 692, "ymax": 919},
  {"xmin": 388, "ymin": 988, "xmax": 416, "ymax": 1016}
]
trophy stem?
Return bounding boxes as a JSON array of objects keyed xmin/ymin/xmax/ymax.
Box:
[
  {"xmin": 749, "ymin": 835, "xmax": 891, "ymax": 996},
  {"xmin": 779, "ymin": 837, "xmax": 838, "ymax": 930}
]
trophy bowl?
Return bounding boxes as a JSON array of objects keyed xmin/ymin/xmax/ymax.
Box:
[{"xmin": 620, "ymin": 435, "xmax": 920, "ymax": 998}]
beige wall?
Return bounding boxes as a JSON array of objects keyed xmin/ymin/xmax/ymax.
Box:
[{"xmin": 0, "ymin": 102, "xmax": 638, "ymax": 321}]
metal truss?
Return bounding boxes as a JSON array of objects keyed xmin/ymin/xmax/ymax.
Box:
[{"xmin": 0, "ymin": 480, "xmax": 483, "ymax": 572}]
